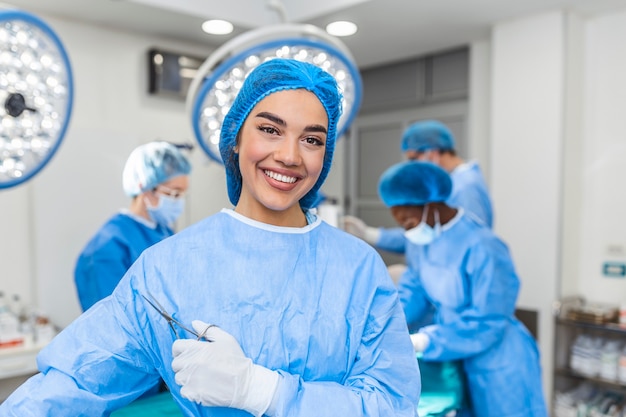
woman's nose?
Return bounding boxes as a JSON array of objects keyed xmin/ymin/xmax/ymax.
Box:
[{"xmin": 275, "ymin": 138, "xmax": 301, "ymax": 166}]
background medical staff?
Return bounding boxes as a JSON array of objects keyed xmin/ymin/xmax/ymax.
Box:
[
  {"xmin": 378, "ymin": 160, "xmax": 546, "ymax": 417},
  {"xmin": 343, "ymin": 120, "xmax": 493, "ymax": 254},
  {"xmin": 0, "ymin": 59, "xmax": 420, "ymax": 417},
  {"xmin": 74, "ymin": 141, "xmax": 191, "ymax": 312}
]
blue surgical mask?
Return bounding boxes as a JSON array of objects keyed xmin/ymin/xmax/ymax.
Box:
[
  {"xmin": 404, "ymin": 205, "xmax": 441, "ymax": 245},
  {"xmin": 145, "ymin": 194, "xmax": 185, "ymax": 227}
]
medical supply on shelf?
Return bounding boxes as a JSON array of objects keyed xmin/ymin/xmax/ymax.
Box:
[
  {"xmin": 570, "ymin": 334, "xmax": 603, "ymax": 378},
  {"xmin": 566, "ymin": 302, "xmax": 619, "ymax": 324},
  {"xmin": 600, "ymin": 340, "xmax": 621, "ymax": 381},
  {"xmin": 619, "ymin": 303, "xmax": 626, "ymax": 328},
  {"xmin": 0, "ymin": 291, "xmax": 57, "ymax": 348},
  {"xmin": 618, "ymin": 344, "xmax": 626, "ymax": 385},
  {"xmin": 0, "ymin": 292, "xmax": 23, "ymax": 348},
  {"xmin": 554, "ymin": 383, "xmax": 626, "ymax": 417}
]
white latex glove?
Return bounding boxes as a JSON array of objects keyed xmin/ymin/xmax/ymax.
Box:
[
  {"xmin": 410, "ymin": 333, "xmax": 430, "ymax": 353},
  {"xmin": 172, "ymin": 321, "xmax": 280, "ymax": 417},
  {"xmin": 341, "ymin": 215, "xmax": 381, "ymax": 245}
]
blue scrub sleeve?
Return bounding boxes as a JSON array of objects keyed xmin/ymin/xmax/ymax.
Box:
[
  {"xmin": 375, "ymin": 227, "xmax": 407, "ymax": 254},
  {"xmin": 420, "ymin": 239, "xmax": 519, "ymax": 362},
  {"xmin": 397, "ymin": 267, "xmax": 433, "ymax": 329},
  {"xmin": 75, "ymin": 238, "xmax": 132, "ymax": 311},
  {"xmin": 447, "ymin": 187, "xmax": 493, "ymax": 229},
  {"xmin": 447, "ymin": 164, "xmax": 493, "ymax": 229},
  {"xmin": 0, "ymin": 287, "xmax": 161, "ymax": 416},
  {"xmin": 270, "ymin": 289, "xmax": 420, "ymax": 417}
]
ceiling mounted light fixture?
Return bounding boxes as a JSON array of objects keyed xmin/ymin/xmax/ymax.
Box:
[
  {"xmin": 187, "ymin": 22, "xmax": 362, "ymax": 164},
  {"xmin": 326, "ymin": 21, "xmax": 358, "ymax": 37},
  {"xmin": 201, "ymin": 19, "xmax": 234, "ymax": 35},
  {"xmin": 0, "ymin": 9, "xmax": 73, "ymax": 189}
]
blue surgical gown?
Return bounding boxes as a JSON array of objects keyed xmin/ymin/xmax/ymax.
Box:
[
  {"xmin": 376, "ymin": 161, "xmax": 493, "ymax": 254},
  {"xmin": 74, "ymin": 212, "xmax": 173, "ymax": 311},
  {"xmin": 2, "ymin": 209, "xmax": 420, "ymax": 416},
  {"xmin": 398, "ymin": 211, "xmax": 547, "ymax": 417}
]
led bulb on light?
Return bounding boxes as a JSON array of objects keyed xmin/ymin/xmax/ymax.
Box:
[{"xmin": 0, "ymin": 10, "xmax": 73, "ymax": 188}]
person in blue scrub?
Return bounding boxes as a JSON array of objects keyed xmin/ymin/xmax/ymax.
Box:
[
  {"xmin": 343, "ymin": 120, "xmax": 493, "ymax": 254},
  {"xmin": 378, "ymin": 160, "xmax": 547, "ymax": 417},
  {"xmin": 0, "ymin": 59, "xmax": 420, "ymax": 416},
  {"xmin": 74, "ymin": 141, "xmax": 192, "ymax": 312}
]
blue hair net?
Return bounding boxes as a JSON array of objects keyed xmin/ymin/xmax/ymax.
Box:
[
  {"xmin": 122, "ymin": 141, "xmax": 191, "ymax": 197},
  {"xmin": 219, "ymin": 58, "xmax": 343, "ymax": 209},
  {"xmin": 400, "ymin": 120, "xmax": 455, "ymax": 153},
  {"xmin": 378, "ymin": 161, "xmax": 452, "ymax": 207}
]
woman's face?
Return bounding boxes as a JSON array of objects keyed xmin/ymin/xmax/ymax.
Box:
[{"xmin": 235, "ymin": 89, "xmax": 328, "ymax": 225}]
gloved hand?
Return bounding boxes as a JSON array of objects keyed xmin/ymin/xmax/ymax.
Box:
[
  {"xmin": 341, "ymin": 215, "xmax": 381, "ymax": 245},
  {"xmin": 410, "ymin": 333, "xmax": 430, "ymax": 353},
  {"xmin": 172, "ymin": 321, "xmax": 280, "ymax": 417}
]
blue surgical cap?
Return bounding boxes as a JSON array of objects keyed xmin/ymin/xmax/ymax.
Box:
[
  {"xmin": 219, "ymin": 58, "xmax": 343, "ymax": 210},
  {"xmin": 378, "ymin": 161, "xmax": 452, "ymax": 207},
  {"xmin": 122, "ymin": 141, "xmax": 191, "ymax": 197},
  {"xmin": 400, "ymin": 120, "xmax": 455, "ymax": 153}
]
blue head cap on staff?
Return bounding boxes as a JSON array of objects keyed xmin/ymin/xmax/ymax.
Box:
[
  {"xmin": 400, "ymin": 120, "xmax": 455, "ymax": 153},
  {"xmin": 219, "ymin": 58, "xmax": 343, "ymax": 209},
  {"xmin": 378, "ymin": 160, "xmax": 452, "ymax": 207},
  {"xmin": 122, "ymin": 141, "xmax": 191, "ymax": 197}
]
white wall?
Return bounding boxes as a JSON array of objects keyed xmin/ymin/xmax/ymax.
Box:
[
  {"xmin": 0, "ymin": 185, "xmax": 35, "ymax": 309},
  {"xmin": 468, "ymin": 40, "xmax": 491, "ymax": 186},
  {"xmin": 490, "ymin": 11, "xmax": 569, "ymax": 401},
  {"xmin": 0, "ymin": 13, "xmax": 231, "ymax": 328},
  {"xmin": 578, "ymin": 9, "xmax": 626, "ymax": 303}
]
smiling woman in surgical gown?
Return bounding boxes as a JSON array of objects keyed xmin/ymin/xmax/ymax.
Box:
[{"xmin": 0, "ymin": 59, "xmax": 420, "ymax": 417}]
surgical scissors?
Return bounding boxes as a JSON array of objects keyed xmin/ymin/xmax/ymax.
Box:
[{"xmin": 141, "ymin": 291, "xmax": 214, "ymax": 341}]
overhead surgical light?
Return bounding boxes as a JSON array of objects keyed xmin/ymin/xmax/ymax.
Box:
[
  {"xmin": 0, "ymin": 9, "xmax": 73, "ymax": 189},
  {"xmin": 187, "ymin": 20, "xmax": 362, "ymax": 164}
]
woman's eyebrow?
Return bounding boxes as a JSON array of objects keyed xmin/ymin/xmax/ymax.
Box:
[
  {"xmin": 255, "ymin": 111, "xmax": 327, "ymax": 134},
  {"xmin": 304, "ymin": 124, "xmax": 327, "ymax": 134},
  {"xmin": 255, "ymin": 112, "xmax": 285, "ymax": 126}
]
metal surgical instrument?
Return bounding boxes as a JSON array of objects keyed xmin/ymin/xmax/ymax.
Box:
[{"xmin": 141, "ymin": 292, "xmax": 214, "ymax": 340}]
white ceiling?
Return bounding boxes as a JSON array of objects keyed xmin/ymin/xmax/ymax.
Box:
[{"xmin": 5, "ymin": 0, "xmax": 626, "ymax": 68}]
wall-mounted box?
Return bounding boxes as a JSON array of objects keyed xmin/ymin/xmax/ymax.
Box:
[{"xmin": 147, "ymin": 48, "xmax": 204, "ymax": 100}]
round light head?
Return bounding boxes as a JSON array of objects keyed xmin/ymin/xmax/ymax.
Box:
[
  {"xmin": 0, "ymin": 10, "xmax": 73, "ymax": 189},
  {"xmin": 188, "ymin": 24, "xmax": 362, "ymax": 163}
]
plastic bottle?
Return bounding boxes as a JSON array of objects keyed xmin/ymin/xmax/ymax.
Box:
[
  {"xmin": 11, "ymin": 294, "xmax": 34, "ymax": 345},
  {"xmin": 9, "ymin": 294, "xmax": 28, "ymax": 323},
  {"xmin": 619, "ymin": 303, "xmax": 626, "ymax": 328},
  {"xmin": 0, "ymin": 291, "xmax": 23, "ymax": 347},
  {"xmin": 618, "ymin": 344, "xmax": 626, "ymax": 384},
  {"xmin": 33, "ymin": 312, "xmax": 56, "ymax": 345},
  {"xmin": 600, "ymin": 340, "xmax": 621, "ymax": 381}
]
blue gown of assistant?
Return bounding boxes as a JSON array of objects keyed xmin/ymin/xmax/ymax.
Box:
[
  {"xmin": 2, "ymin": 209, "xmax": 420, "ymax": 416},
  {"xmin": 398, "ymin": 210, "xmax": 547, "ymax": 417},
  {"xmin": 376, "ymin": 161, "xmax": 493, "ymax": 253},
  {"xmin": 74, "ymin": 211, "xmax": 173, "ymax": 311}
]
